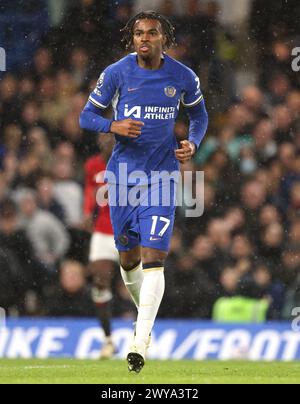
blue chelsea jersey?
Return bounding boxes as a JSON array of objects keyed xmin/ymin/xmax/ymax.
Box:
[{"xmin": 89, "ymin": 53, "xmax": 204, "ymax": 185}]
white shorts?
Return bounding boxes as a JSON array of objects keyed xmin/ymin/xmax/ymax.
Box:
[{"xmin": 89, "ymin": 232, "xmax": 119, "ymax": 263}]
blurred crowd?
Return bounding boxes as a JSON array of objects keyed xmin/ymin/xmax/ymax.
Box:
[{"xmin": 0, "ymin": 0, "xmax": 300, "ymax": 321}]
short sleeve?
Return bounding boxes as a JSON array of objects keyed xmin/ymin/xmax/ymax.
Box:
[
  {"xmin": 88, "ymin": 65, "xmax": 118, "ymax": 110},
  {"xmin": 181, "ymin": 68, "xmax": 204, "ymax": 108}
]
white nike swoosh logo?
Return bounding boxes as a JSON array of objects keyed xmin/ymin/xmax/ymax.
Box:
[
  {"xmin": 150, "ymin": 237, "xmax": 161, "ymax": 241},
  {"xmin": 128, "ymin": 88, "xmax": 139, "ymax": 92}
]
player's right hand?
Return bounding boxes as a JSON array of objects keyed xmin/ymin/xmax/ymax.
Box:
[{"xmin": 110, "ymin": 119, "xmax": 144, "ymax": 138}]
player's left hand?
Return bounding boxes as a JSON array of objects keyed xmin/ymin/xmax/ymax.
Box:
[{"xmin": 175, "ymin": 140, "xmax": 196, "ymax": 163}]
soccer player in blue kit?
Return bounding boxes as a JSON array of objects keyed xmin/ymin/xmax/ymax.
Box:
[{"xmin": 80, "ymin": 11, "xmax": 208, "ymax": 373}]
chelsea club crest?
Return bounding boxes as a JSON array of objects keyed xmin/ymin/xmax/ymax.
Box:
[
  {"xmin": 118, "ymin": 234, "xmax": 129, "ymax": 247},
  {"xmin": 164, "ymin": 86, "xmax": 177, "ymax": 97}
]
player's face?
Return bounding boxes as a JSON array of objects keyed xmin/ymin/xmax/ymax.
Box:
[{"xmin": 133, "ymin": 19, "xmax": 166, "ymax": 60}]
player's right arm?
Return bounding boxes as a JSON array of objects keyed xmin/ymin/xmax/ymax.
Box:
[{"xmin": 80, "ymin": 66, "xmax": 144, "ymax": 138}]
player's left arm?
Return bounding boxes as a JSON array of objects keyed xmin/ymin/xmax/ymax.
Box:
[
  {"xmin": 79, "ymin": 65, "xmax": 117, "ymax": 134},
  {"xmin": 176, "ymin": 70, "xmax": 208, "ymax": 164}
]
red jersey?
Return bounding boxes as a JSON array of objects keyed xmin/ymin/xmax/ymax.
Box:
[{"xmin": 84, "ymin": 155, "xmax": 113, "ymax": 235}]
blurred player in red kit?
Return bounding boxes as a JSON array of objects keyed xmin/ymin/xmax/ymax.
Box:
[{"xmin": 84, "ymin": 135, "xmax": 118, "ymax": 359}]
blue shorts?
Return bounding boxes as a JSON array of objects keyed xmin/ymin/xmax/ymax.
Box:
[{"xmin": 108, "ymin": 181, "xmax": 176, "ymax": 252}]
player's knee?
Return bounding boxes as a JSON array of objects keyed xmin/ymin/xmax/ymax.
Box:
[
  {"xmin": 142, "ymin": 248, "xmax": 167, "ymax": 267},
  {"xmin": 120, "ymin": 259, "xmax": 141, "ymax": 272},
  {"xmin": 142, "ymin": 257, "xmax": 166, "ymax": 268}
]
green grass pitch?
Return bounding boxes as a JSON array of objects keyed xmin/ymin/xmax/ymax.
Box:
[{"xmin": 0, "ymin": 360, "xmax": 299, "ymax": 384}]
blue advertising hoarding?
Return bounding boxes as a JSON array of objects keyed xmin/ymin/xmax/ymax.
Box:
[{"xmin": 0, "ymin": 319, "xmax": 299, "ymax": 361}]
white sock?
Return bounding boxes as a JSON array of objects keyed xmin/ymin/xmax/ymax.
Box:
[
  {"xmin": 91, "ymin": 288, "xmax": 113, "ymax": 304},
  {"xmin": 134, "ymin": 266, "xmax": 165, "ymax": 353},
  {"xmin": 120, "ymin": 262, "xmax": 144, "ymax": 308}
]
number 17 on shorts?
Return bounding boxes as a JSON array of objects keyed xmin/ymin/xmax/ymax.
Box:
[{"xmin": 140, "ymin": 214, "xmax": 175, "ymax": 251}]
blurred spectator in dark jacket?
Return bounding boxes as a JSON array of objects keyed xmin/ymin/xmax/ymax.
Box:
[
  {"xmin": 241, "ymin": 180, "xmax": 268, "ymax": 242},
  {"xmin": 0, "ymin": 199, "xmax": 35, "ymax": 278},
  {"xmin": 241, "ymin": 86, "xmax": 267, "ymax": 118},
  {"xmin": 279, "ymin": 245, "xmax": 300, "ymax": 286},
  {"xmin": 107, "ymin": 0, "xmax": 134, "ymax": 58},
  {"xmin": 0, "ymin": 247, "xmax": 22, "ymax": 312},
  {"xmin": 29, "ymin": 48, "xmax": 54, "ymax": 80},
  {"xmin": 253, "ymin": 119, "xmax": 278, "ymax": 166},
  {"xmin": 165, "ymin": 254, "xmax": 216, "ymax": 318},
  {"xmin": 191, "ymin": 235, "xmax": 220, "ymax": 283},
  {"xmin": 272, "ymin": 105, "xmax": 295, "ymax": 144},
  {"xmin": 178, "ymin": 0, "xmax": 217, "ymax": 66},
  {"xmin": 69, "ymin": 48, "xmax": 91, "ymax": 88},
  {"xmin": 46, "ymin": 260, "xmax": 94, "ymax": 317},
  {"xmin": 0, "ymin": 199, "xmax": 36, "ymax": 310},
  {"xmin": 36, "ymin": 173, "xmax": 65, "ymax": 223},
  {"xmin": 57, "ymin": 0, "xmax": 109, "ymax": 66},
  {"xmin": 0, "ymin": 74, "xmax": 20, "ymax": 129},
  {"xmin": 17, "ymin": 189, "xmax": 70, "ymax": 274},
  {"xmin": 259, "ymin": 222, "xmax": 285, "ymax": 270},
  {"xmin": 52, "ymin": 158, "xmax": 83, "ymax": 228}
]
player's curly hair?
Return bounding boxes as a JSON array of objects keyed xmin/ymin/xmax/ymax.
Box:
[{"xmin": 121, "ymin": 11, "xmax": 176, "ymax": 50}]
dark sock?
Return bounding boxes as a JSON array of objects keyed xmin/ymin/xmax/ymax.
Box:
[{"xmin": 94, "ymin": 301, "xmax": 112, "ymax": 338}]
